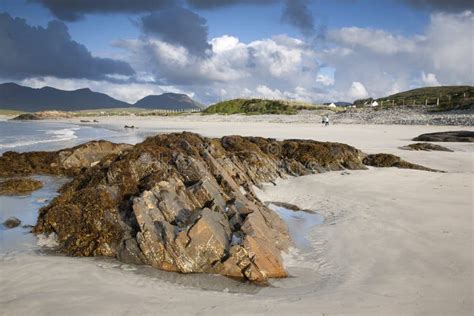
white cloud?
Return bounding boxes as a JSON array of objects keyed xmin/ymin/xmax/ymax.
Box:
[
  {"xmin": 322, "ymin": 10, "xmax": 474, "ymax": 100},
  {"xmin": 421, "ymin": 72, "xmax": 440, "ymax": 86},
  {"xmin": 329, "ymin": 27, "xmax": 418, "ymax": 55},
  {"xmin": 316, "ymin": 74, "xmax": 334, "ymax": 86},
  {"xmin": 117, "ymin": 34, "xmax": 321, "ymax": 103},
  {"xmin": 348, "ymin": 82, "xmax": 369, "ymax": 99}
]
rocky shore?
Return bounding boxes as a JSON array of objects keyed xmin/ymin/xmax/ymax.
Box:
[
  {"xmin": 331, "ymin": 106, "xmax": 474, "ymax": 126},
  {"xmin": 0, "ymin": 132, "xmax": 434, "ymax": 283}
]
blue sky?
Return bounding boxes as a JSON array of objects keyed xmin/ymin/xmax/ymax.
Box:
[{"xmin": 0, "ymin": 0, "xmax": 472, "ymax": 104}]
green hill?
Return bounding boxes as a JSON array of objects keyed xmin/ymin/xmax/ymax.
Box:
[
  {"xmin": 354, "ymin": 86, "xmax": 474, "ymax": 110},
  {"xmin": 203, "ymin": 98, "xmax": 336, "ymax": 115}
]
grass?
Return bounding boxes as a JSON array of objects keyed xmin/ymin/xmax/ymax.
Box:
[
  {"xmin": 203, "ymin": 98, "xmax": 341, "ymax": 115},
  {"xmin": 354, "ymin": 86, "xmax": 474, "ymax": 111}
]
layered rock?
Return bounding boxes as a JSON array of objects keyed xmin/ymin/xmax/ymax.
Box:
[
  {"xmin": 413, "ymin": 131, "xmax": 474, "ymax": 142},
  {"xmin": 401, "ymin": 143, "xmax": 453, "ymax": 152},
  {"xmin": 0, "ymin": 140, "xmax": 132, "ymax": 177},
  {"xmin": 363, "ymin": 153, "xmax": 439, "ymax": 171},
  {"xmin": 0, "ymin": 178, "xmax": 43, "ymax": 195},
  {"xmin": 0, "ymin": 132, "xmax": 434, "ymax": 283}
]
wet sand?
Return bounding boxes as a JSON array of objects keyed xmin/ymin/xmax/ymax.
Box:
[{"xmin": 0, "ymin": 116, "xmax": 472, "ymax": 315}]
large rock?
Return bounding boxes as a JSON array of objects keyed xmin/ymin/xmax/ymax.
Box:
[
  {"xmin": 413, "ymin": 131, "xmax": 474, "ymax": 142},
  {"xmin": 9, "ymin": 132, "xmax": 432, "ymax": 283},
  {"xmin": 0, "ymin": 140, "xmax": 132, "ymax": 177},
  {"xmin": 0, "ymin": 178, "xmax": 43, "ymax": 195}
]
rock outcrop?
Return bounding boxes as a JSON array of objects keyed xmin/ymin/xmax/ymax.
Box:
[
  {"xmin": 0, "ymin": 178, "xmax": 43, "ymax": 195},
  {"xmin": 0, "ymin": 140, "xmax": 132, "ymax": 177},
  {"xmin": 363, "ymin": 153, "xmax": 439, "ymax": 171},
  {"xmin": 401, "ymin": 143, "xmax": 453, "ymax": 152},
  {"xmin": 0, "ymin": 132, "xmax": 434, "ymax": 283},
  {"xmin": 413, "ymin": 131, "xmax": 474, "ymax": 142},
  {"xmin": 3, "ymin": 217, "xmax": 21, "ymax": 229}
]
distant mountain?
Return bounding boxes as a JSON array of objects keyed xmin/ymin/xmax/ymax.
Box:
[
  {"xmin": 134, "ymin": 93, "xmax": 203, "ymax": 110},
  {"xmin": 334, "ymin": 101, "xmax": 352, "ymax": 107},
  {"xmin": 0, "ymin": 82, "xmax": 129, "ymax": 111}
]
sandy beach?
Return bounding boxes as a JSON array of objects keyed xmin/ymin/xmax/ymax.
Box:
[{"xmin": 1, "ymin": 115, "xmax": 473, "ymax": 315}]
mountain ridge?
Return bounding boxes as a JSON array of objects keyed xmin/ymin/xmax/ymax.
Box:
[{"xmin": 0, "ymin": 82, "xmax": 201, "ymax": 112}]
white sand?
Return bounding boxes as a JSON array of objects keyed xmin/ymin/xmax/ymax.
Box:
[{"xmin": 1, "ymin": 116, "xmax": 473, "ymax": 315}]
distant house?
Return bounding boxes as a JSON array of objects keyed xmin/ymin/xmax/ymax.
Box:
[
  {"xmin": 328, "ymin": 102, "xmax": 337, "ymax": 108},
  {"xmin": 370, "ymin": 100, "xmax": 379, "ymax": 107}
]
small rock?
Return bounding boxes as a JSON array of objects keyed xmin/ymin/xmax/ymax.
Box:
[
  {"xmin": 3, "ymin": 217, "xmax": 21, "ymax": 229},
  {"xmin": 401, "ymin": 143, "xmax": 453, "ymax": 152},
  {"xmin": 0, "ymin": 178, "xmax": 43, "ymax": 195}
]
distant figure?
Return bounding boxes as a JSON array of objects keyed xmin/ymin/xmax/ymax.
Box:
[{"xmin": 322, "ymin": 116, "xmax": 329, "ymax": 126}]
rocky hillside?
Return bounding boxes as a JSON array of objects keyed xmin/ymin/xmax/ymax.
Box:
[{"xmin": 0, "ymin": 132, "xmax": 433, "ymax": 283}]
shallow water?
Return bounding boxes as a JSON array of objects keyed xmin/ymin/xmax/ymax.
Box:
[
  {"xmin": 0, "ymin": 176, "xmax": 69, "ymax": 253},
  {"xmin": 0, "ymin": 120, "xmax": 147, "ymax": 154},
  {"xmin": 268, "ymin": 203, "xmax": 324, "ymax": 250}
]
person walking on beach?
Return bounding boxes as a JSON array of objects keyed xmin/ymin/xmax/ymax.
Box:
[{"xmin": 322, "ymin": 116, "xmax": 329, "ymax": 126}]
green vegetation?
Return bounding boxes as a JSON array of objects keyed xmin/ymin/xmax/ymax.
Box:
[
  {"xmin": 0, "ymin": 109, "xmax": 26, "ymax": 116},
  {"xmin": 203, "ymin": 98, "xmax": 341, "ymax": 115},
  {"xmin": 354, "ymin": 86, "xmax": 474, "ymax": 111}
]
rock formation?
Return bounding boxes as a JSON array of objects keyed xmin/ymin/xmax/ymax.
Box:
[
  {"xmin": 0, "ymin": 132, "xmax": 434, "ymax": 283},
  {"xmin": 401, "ymin": 143, "xmax": 453, "ymax": 152},
  {"xmin": 3, "ymin": 217, "xmax": 21, "ymax": 229},
  {"xmin": 413, "ymin": 131, "xmax": 474, "ymax": 142},
  {"xmin": 0, "ymin": 140, "xmax": 132, "ymax": 177},
  {"xmin": 0, "ymin": 178, "xmax": 43, "ymax": 195},
  {"xmin": 363, "ymin": 153, "xmax": 439, "ymax": 171}
]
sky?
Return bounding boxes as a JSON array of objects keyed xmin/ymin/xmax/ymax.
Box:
[{"xmin": 0, "ymin": 0, "xmax": 473, "ymax": 104}]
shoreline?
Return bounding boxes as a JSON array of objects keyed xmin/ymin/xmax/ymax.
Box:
[{"xmin": 0, "ymin": 118, "xmax": 472, "ymax": 315}]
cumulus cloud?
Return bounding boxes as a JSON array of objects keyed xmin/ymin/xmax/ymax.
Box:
[
  {"xmin": 117, "ymin": 34, "xmax": 321, "ymax": 103},
  {"xmin": 421, "ymin": 72, "xmax": 440, "ymax": 86},
  {"xmin": 30, "ymin": 0, "xmax": 173, "ymax": 21},
  {"xmin": 329, "ymin": 27, "xmax": 418, "ymax": 55},
  {"xmin": 348, "ymin": 82, "xmax": 369, "ymax": 99},
  {"xmin": 322, "ymin": 10, "xmax": 474, "ymax": 100},
  {"xmin": 316, "ymin": 74, "xmax": 335, "ymax": 86},
  {"xmin": 0, "ymin": 12, "xmax": 134, "ymax": 81},
  {"xmin": 140, "ymin": 8, "xmax": 211, "ymax": 57}
]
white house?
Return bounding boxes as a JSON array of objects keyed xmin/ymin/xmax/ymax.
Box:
[
  {"xmin": 328, "ymin": 102, "xmax": 337, "ymax": 108},
  {"xmin": 370, "ymin": 100, "xmax": 379, "ymax": 107}
]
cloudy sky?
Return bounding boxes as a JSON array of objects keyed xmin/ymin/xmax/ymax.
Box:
[{"xmin": 1, "ymin": 0, "xmax": 473, "ymax": 104}]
